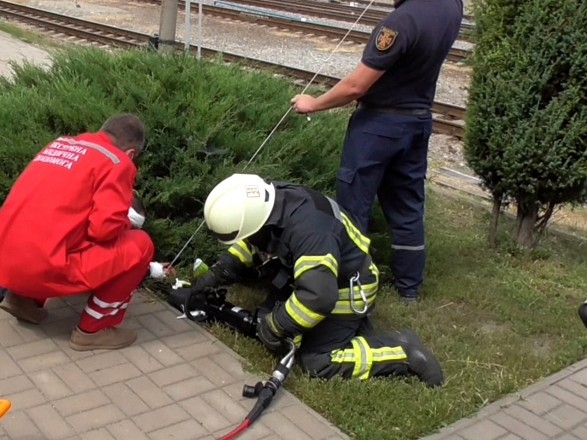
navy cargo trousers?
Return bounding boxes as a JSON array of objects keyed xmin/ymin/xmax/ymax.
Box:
[{"xmin": 335, "ymin": 106, "xmax": 433, "ymax": 298}]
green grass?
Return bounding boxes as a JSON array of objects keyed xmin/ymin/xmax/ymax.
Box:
[{"xmin": 198, "ymin": 189, "xmax": 587, "ymax": 440}]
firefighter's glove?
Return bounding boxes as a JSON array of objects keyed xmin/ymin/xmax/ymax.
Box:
[
  {"xmin": 184, "ymin": 287, "xmax": 212, "ymax": 312},
  {"xmin": 168, "ymin": 285, "xmax": 202, "ymax": 313},
  {"xmin": 257, "ymin": 313, "xmax": 286, "ymax": 352},
  {"xmin": 193, "ymin": 271, "xmax": 220, "ymax": 292},
  {"xmin": 183, "ymin": 271, "xmax": 227, "ymax": 316}
]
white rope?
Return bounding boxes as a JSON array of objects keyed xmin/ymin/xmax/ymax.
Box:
[
  {"xmin": 169, "ymin": 0, "xmax": 377, "ymax": 267},
  {"xmin": 290, "ymin": 0, "xmax": 378, "ymax": 96},
  {"xmin": 170, "ymin": 220, "xmax": 206, "ymax": 267}
]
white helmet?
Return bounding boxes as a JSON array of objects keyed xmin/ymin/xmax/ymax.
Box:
[{"xmin": 204, "ymin": 174, "xmax": 276, "ymax": 245}]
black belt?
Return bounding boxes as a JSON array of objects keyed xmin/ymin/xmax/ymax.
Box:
[{"xmin": 357, "ymin": 103, "xmax": 430, "ymax": 116}]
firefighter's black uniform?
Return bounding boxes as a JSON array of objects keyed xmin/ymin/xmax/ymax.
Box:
[{"xmin": 201, "ymin": 182, "xmax": 443, "ymax": 385}]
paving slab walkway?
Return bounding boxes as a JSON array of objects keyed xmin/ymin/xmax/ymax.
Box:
[
  {"xmin": 0, "ymin": 291, "xmax": 349, "ymax": 440},
  {"xmin": 421, "ymin": 358, "xmax": 587, "ymax": 440}
]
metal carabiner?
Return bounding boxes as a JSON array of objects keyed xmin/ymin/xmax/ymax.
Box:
[{"xmin": 349, "ymin": 272, "xmax": 368, "ymax": 315}]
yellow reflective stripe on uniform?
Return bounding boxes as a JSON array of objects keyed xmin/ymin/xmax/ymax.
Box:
[
  {"xmin": 228, "ymin": 240, "xmax": 254, "ymax": 267},
  {"xmin": 338, "ymin": 279, "xmax": 378, "ymax": 299},
  {"xmin": 267, "ymin": 313, "xmax": 283, "ymax": 335},
  {"xmin": 330, "ymin": 346, "xmax": 371, "ymax": 378},
  {"xmin": 331, "ymin": 348, "xmax": 356, "ymax": 364},
  {"xmin": 293, "ymin": 254, "xmax": 338, "ymax": 279},
  {"xmin": 330, "ymin": 338, "xmax": 367, "ymax": 377},
  {"xmin": 285, "ymin": 293, "xmax": 325, "ymax": 329},
  {"xmin": 293, "ymin": 334, "xmax": 303, "ymax": 348},
  {"xmin": 331, "ymin": 291, "xmax": 377, "ymax": 314},
  {"xmin": 350, "ymin": 337, "xmax": 372, "ymax": 380},
  {"xmin": 371, "ymin": 346, "xmax": 407, "ymax": 362},
  {"xmin": 371, "ymin": 262, "xmax": 380, "ymax": 278},
  {"xmin": 341, "ymin": 213, "xmax": 370, "ymax": 253},
  {"xmin": 330, "ymin": 338, "xmax": 402, "ymax": 379},
  {"xmin": 333, "ymin": 263, "xmax": 379, "ymax": 314}
]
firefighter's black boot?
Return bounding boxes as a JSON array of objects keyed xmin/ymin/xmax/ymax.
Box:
[
  {"xmin": 579, "ymin": 301, "xmax": 587, "ymax": 328},
  {"xmin": 395, "ymin": 329, "xmax": 444, "ymax": 388}
]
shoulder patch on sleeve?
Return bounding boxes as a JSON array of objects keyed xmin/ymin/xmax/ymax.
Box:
[{"xmin": 375, "ymin": 26, "xmax": 398, "ymax": 52}]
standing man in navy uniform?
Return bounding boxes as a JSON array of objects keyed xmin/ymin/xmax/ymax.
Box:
[{"xmin": 290, "ymin": 0, "xmax": 463, "ymax": 303}]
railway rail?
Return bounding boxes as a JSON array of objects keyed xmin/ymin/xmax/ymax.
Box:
[
  {"xmin": 213, "ymin": 0, "xmax": 475, "ymax": 41},
  {"xmin": 133, "ymin": 0, "xmax": 471, "ymax": 63},
  {"xmin": 217, "ymin": 0, "xmax": 393, "ymax": 28},
  {"xmin": 320, "ymin": 0, "xmax": 475, "ymax": 24},
  {"xmin": 0, "ymin": 0, "xmax": 465, "ymax": 138}
]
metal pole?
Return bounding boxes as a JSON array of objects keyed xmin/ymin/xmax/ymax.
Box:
[
  {"xmin": 184, "ymin": 0, "xmax": 191, "ymax": 51},
  {"xmin": 197, "ymin": 0, "xmax": 202, "ymax": 60},
  {"xmin": 158, "ymin": 0, "xmax": 178, "ymax": 52}
]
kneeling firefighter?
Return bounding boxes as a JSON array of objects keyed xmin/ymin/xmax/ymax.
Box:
[{"xmin": 175, "ymin": 173, "xmax": 444, "ymax": 387}]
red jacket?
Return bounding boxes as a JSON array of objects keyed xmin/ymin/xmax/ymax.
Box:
[{"xmin": 0, "ymin": 132, "xmax": 135, "ymax": 294}]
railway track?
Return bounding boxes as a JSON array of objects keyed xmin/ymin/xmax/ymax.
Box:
[
  {"xmin": 133, "ymin": 0, "xmax": 471, "ymax": 63},
  {"xmin": 322, "ymin": 0, "xmax": 475, "ymax": 23},
  {"xmin": 0, "ymin": 1, "xmax": 144, "ymax": 47},
  {"xmin": 0, "ymin": 0, "xmax": 465, "ymax": 138},
  {"xmin": 214, "ymin": 0, "xmax": 475, "ymax": 41},
  {"xmin": 218, "ymin": 0, "xmax": 391, "ymax": 28}
]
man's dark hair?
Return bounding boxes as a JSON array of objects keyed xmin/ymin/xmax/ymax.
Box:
[{"xmin": 100, "ymin": 114, "xmax": 146, "ymax": 153}]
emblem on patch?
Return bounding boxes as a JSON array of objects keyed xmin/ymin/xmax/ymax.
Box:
[{"xmin": 375, "ymin": 27, "xmax": 398, "ymax": 51}]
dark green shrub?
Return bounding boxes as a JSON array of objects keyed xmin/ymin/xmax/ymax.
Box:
[
  {"xmin": 0, "ymin": 47, "xmax": 349, "ymax": 267},
  {"xmin": 465, "ymin": 0, "xmax": 587, "ymax": 248}
]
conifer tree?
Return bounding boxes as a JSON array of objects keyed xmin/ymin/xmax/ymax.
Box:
[{"xmin": 465, "ymin": 0, "xmax": 587, "ymax": 247}]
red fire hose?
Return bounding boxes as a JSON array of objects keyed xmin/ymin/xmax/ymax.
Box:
[{"xmin": 219, "ymin": 340, "xmax": 296, "ymax": 440}]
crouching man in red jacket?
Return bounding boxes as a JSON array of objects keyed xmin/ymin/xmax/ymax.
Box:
[{"xmin": 0, "ymin": 114, "xmax": 154, "ymax": 351}]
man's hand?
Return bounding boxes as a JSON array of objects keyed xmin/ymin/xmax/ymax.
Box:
[
  {"xmin": 185, "ymin": 271, "xmax": 222, "ymax": 311},
  {"xmin": 167, "ymin": 282, "xmax": 216, "ymax": 317},
  {"xmin": 257, "ymin": 313, "xmax": 286, "ymax": 352},
  {"xmin": 148, "ymin": 262, "xmax": 176, "ymax": 279},
  {"xmin": 184, "ymin": 286, "xmax": 216, "ymax": 313},
  {"xmin": 128, "ymin": 207, "xmax": 146, "ymax": 229},
  {"xmin": 193, "ymin": 271, "xmax": 219, "ymax": 292},
  {"xmin": 291, "ymin": 94, "xmax": 318, "ymax": 114},
  {"xmin": 128, "ymin": 193, "xmax": 147, "ymax": 229},
  {"xmin": 161, "ymin": 262, "xmax": 176, "ymax": 276}
]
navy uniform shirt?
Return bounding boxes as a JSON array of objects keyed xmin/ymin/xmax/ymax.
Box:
[{"xmin": 359, "ymin": 0, "xmax": 463, "ymax": 109}]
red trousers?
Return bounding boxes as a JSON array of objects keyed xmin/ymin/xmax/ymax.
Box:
[{"xmin": 17, "ymin": 230, "xmax": 154, "ymax": 332}]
